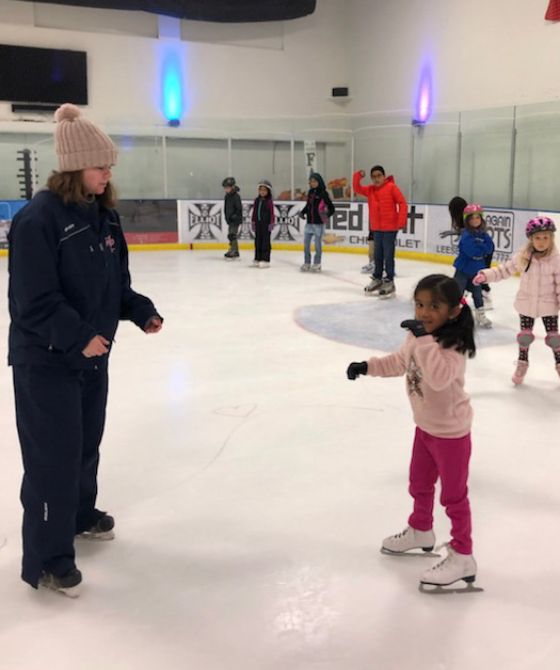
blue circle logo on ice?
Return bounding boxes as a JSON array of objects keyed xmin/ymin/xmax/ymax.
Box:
[{"xmin": 294, "ymin": 299, "xmax": 514, "ymax": 351}]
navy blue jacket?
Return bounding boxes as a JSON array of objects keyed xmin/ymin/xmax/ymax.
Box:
[
  {"xmin": 453, "ymin": 229, "xmax": 495, "ymax": 277},
  {"xmin": 8, "ymin": 190, "xmax": 160, "ymax": 369}
]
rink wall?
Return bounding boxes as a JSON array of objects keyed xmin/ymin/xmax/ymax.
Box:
[
  {"xmin": 177, "ymin": 200, "xmax": 551, "ymax": 265},
  {"xmin": 1, "ymin": 199, "xmax": 557, "ymax": 264}
]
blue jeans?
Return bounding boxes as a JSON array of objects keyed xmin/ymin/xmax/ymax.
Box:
[
  {"xmin": 373, "ymin": 231, "xmax": 397, "ymax": 281},
  {"xmin": 304, "ymin": 224, "xmax": 324, "ymax": 265},
  {"xmin": 454, "ymin": 270, "xmax": 483, "ymax": 309}
]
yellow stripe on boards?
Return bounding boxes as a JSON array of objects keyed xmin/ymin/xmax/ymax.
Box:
[{"xmin": 0, "ymin": 245, "xmax": 470, "ymax": 266}]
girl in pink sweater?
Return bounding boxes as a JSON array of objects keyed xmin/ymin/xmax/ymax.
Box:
[
  {"xmin": 347, "ymin": 274, "xmax": 477, "ymax": 590},
  {"xmin": 474, "ymin": 217, "xmax": 560, "ymax": 385}
]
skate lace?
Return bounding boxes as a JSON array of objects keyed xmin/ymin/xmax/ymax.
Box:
[
  {"xmin": 392, "ymin": 528, "xmax": 409, "ymax": 540},
  {"xmin": 428, "ymin": 543, "xmax": 454, "ymax": 572}
]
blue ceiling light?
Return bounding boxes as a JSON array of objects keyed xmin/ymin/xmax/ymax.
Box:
[
  {"xmin": 413, "ymin": 64, "xmax": 432, "ymax": 126},
  {"xmin": 162, "ymin": 51, "xmax": 183, "ymax": 126}
]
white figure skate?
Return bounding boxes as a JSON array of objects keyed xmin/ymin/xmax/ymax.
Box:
[
  {"xmin": 381, "ymin": 526, "xmax": 437, "ymax": 556},
  {"xmin": 419, "ymin": 545, "xmax": 482, "ymax": 594}
]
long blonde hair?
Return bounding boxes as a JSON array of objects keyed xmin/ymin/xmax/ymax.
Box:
[
  {"xmin": 46, "ymin": 170, "xmax": 117, "ymax": 208},
  {"xmin": 518, "ymin": 233, "xmax": 557, "ymax": 271}
]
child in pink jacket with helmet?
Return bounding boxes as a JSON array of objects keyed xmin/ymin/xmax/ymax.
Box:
[
  {"xmin": 474, "ymin": 216, "xmax": 560, "ymax": 385},
  {"xmin": 347, "ymin": 274, "xmax": 478, "ymax": 592}
]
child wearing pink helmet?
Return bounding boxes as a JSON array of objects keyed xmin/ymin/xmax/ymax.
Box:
[{"xmin": 474, "ymin": 217, "xmax": 560, "ymax": 384}]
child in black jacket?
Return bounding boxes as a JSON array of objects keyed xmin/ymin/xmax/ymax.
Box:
[
  {"xmin": 299, "ymin": 172, "xmax": 335, "ymax": 272},
  {"xmin": 222, "ymin": 176, "xmax": 242, "ymax": 259},
  {"xmin": 251, "ymin": 179, "xmax": 275, "ymax": 268}
]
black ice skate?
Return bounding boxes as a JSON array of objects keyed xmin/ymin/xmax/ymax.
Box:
[
  {"xmin": 39, "ymin": 568, "xmax": 82, "ymax": 598},
  {"xmin": 77, "ymin": 513, "xmax": 115, "ymax": 541}
]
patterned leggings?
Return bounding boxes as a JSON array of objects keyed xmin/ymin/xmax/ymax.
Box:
[{"xmin": 519, "ymin": 315, "xmax": 560, "ymax": 363}]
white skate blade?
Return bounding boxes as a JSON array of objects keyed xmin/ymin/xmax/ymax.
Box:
[
  {"xmin": 378, "ymin": 293, "xmax": 396, "ymax": 300},
  {"xmin": 418, "ymin": 579, "xmax": 484, "ymax": 596},
  {"xmin": 76, "ymin": 529, "xmax": 115, "ymax": 541},
  {"xmin": 39, "ymin": 578, "xmax": 81, "ymax": 599},
  {"xmin": 381, "ymin": 547, "xmax": 441, "ymax": 558}
]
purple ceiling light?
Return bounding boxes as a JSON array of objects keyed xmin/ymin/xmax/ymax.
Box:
[{"xmin": 413, "ymin": 64, "xmax": 432, "ymax": 126}]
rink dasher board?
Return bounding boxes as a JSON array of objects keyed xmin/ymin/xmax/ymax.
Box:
[
  {"xmin": 0, "ymin": 200, "xmax": 556, "ymax": 265},
  {"xmin": 178, "ymin": 200, "xmax": 550, "ymax": 263}
]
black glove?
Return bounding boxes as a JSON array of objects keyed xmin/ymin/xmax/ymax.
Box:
[
  {"xmin": 401, "ymin": 319, "xmax": 427, "ymax": 338},
  {"xmin": 347, "ymin": 361, "xmax": 368, "ymax": 380}
]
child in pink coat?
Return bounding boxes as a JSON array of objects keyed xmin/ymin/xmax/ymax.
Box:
[
  {"xmin": 347, "ymin": 274, "xmax": 478, "ymax": 590},
  {"xmin": 474, "ymin": 217, "xmax": 560, "ymax": 384}
]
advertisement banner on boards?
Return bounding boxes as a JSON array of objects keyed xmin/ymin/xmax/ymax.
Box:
[
  {"xmin": 425, "ymin": 206, "xmax": 536, "ymax": 262},
  {"xmin": 178, "ymin": 199, "xmax": 426, "ymax": 251},
  {"xmin": 303, "ymin": 140, "xmax": 317, "ymax": 177}
]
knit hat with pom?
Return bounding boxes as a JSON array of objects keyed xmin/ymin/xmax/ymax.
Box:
[{"xmin": 54, "ymin": 103, "xmax": 118, "ymax": 172}]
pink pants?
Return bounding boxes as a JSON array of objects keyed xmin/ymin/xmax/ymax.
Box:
[{"xmin": 408, "ymin": 427, "xmax": 473, "ymax": 555}]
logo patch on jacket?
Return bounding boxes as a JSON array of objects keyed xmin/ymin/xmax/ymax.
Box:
[
  {"xmin": 406, "ymin": 356, "xmax": 424, "ymax": 399},
  {"xmin": 104, "ymin": 234, "xmax": 116, "ymax": 253}
]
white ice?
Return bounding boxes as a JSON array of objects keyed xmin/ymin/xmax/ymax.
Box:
[{"xmin": 1, "ymin": 250, "xmax": 559, "ymax": 670}]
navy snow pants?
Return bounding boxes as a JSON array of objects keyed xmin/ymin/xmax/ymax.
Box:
[{"xmin": 12, "ymin": 364, "xmax": 109, "ymax": 587}]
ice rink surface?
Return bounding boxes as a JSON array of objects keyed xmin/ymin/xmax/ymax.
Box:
[{"xmin": 1, "ymin": 249, "xmax": 559, "ymax": 670}]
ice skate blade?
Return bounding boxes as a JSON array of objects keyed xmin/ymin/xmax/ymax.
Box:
[
  {"xmin": 39, "ymin": 580, "xmax": 81, "ymax": 599},
  {"xmin": 76, "ymin": 530, "xmax": 115, "ymax": 541},
  {"xmin": 381, "ymin": 547, "xmax": 441, "ymax": 558},
  {"xmin": 419, "ymin": 579, "xmax": 483, "ymax": 595}
]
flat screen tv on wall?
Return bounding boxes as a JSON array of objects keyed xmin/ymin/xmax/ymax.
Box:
[{"xmin": 0, "ymin": 44, "xmax": 88, "ymax": 105}]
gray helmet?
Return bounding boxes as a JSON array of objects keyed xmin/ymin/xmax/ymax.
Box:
[
  {"xmin": 257, "ymin": 179, "xmax": 273, "ymax": 195},
  {"xmin": 222, "ymin": 176, "xmax": 236, "ymax": 188}
]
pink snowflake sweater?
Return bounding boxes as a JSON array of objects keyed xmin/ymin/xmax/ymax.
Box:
[
  {"xmin": 367, "ymin": 333, "xmax": 472, "ymax": 438},
  {"xmin": 482, "ymin": 249, "xmax": 560, "ymax": 319}
]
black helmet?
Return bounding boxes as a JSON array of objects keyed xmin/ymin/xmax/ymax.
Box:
[{"xmin": 222, "ymin": 177, "xmax": 236, "ymax": 188}]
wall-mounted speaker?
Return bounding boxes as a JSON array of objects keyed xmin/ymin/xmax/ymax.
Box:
[{"xmin": 332, "ymin": 87, "xmax": 349, "ymax": 98}]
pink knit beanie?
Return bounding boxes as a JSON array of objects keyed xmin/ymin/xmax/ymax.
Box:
[{"xmin": 54, "ymin": 104, "xmax": 118, "ymax": 172}]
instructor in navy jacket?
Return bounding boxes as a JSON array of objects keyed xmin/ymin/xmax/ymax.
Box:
[{"xmin": 8, "ymin": 104, "xmax": 163, "ymax": 596}]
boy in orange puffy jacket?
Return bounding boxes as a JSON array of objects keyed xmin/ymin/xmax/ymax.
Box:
[{"xmin": 353, "ymin": 165, "xmax": 408, "ymax": 298}]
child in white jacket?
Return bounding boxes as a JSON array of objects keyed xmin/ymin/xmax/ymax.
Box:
[{"xmin": 474, "ymin": 217, "xmax": 560, "ymax": 384}]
